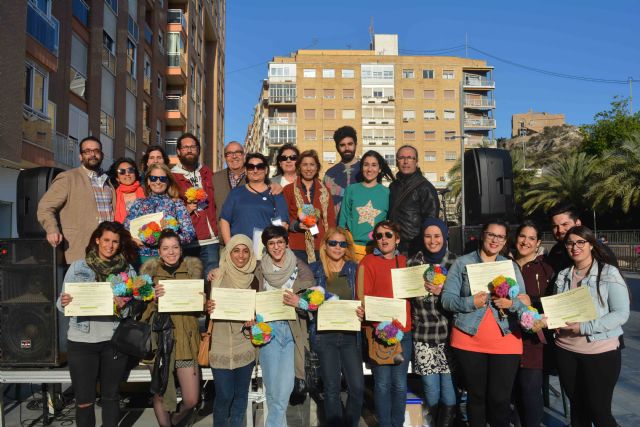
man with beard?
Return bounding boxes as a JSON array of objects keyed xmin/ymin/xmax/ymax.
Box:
[
  {"xmin": 38, "ymin": 136, "xmax": 115, "ymax": 264},
  {"xmin": 323, "ymin": 126, "xmax": 361, "ymax": 216},
  {"xmin": 171, "ymin": 132, "xmax": 220, "ymax": 273},
  {"xmin": 212, "ymin": 141, "xmax": 247, "ymax": 221},
  {"xmin": 388, "ymin": 145, "xmax": 440, "ymax": 256}
]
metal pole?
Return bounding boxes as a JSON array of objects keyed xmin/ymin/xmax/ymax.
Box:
[{"xmin": 460, "ymin": 136, "xmax": 466, "ymax": 251}]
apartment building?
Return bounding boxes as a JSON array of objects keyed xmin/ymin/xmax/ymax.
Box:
[
  {"xmin": 0, "ymin": 0, "xmax": 225, "ymax": 237},
  {"xmin": 245, "ymin": 34, "xmax": 495, "ymax": 188},
  {"xmin": 512, "ymin": 110, "xmax": 565, "ymax": 137}
]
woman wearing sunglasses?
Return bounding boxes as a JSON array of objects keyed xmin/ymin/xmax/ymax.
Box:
[
  {"xmin": 441, "ymin": 220, "xmax": 527, "ymax": 427},
  {"xmin": 124, "ymin": 163, "xmax": 195, "ymax": 263},
  {"xmin": 219, "ymin": 153, "xmax": 290, "ymax": 246},
  {"xmin": 271, "ymin": 144, "xmax": 299, "ymax": 187},
  {"xmin": 283, "ymin": 150, "xmax": 336, "ymax": 263},
  {"xmin": 550, "ymin": 225, "xmax": 628, "ymax": 427},
  {"xmin": 309, "ymin": 227, "xmax": 365, "ymax": 427},
  {"xmin": 108, "ymin": 157, "xmax": 145, "ymax": 223},
  {"xmin": 357, "ymin": 220, "xmax": 412, "ymax": 427}
]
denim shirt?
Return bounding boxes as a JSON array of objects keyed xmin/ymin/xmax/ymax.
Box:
[
  {"xmin": 441, "ymin": 251, "xmax": 527, "ymax": 336},
  {"xmin": 555, "ymin": 261, "xmax": 629, "ymax": 341}
]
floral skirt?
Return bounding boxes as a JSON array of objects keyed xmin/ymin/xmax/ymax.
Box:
[{"xmin": 413, "ymin": 341, "xmax": 454, "ymax": 375}]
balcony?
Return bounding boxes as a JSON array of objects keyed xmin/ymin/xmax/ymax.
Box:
[
  {"xmin": 126, "ymin": 73, "xmax": 137, "ymax": 95},
  {"xmin": 463, "ymin": 118, "xmax": 496, "ymax": 129},
  {"xmin": 144, "ymin": 76, "xmax": 151, "ymax": 94},
  {"xmin": 268, "ymin": 116, "xmax": 296, "ymax": 126},
  {"xmin": 463, "ymin": 97, "xmax": 495, "ymax": 109},
  {"xmin": 167, "ymin": 9, "xmax": 187, "ymax": 33},
  {"xmin": 266, "ymin": 136, "xmax": 296, "ymax": 147},
  {"xmin": 362, "ymin": 95, "xmax": 395, "ymax": 104},
  {"xmin": 362, "ymin": 136, "xmax": 395, "ymax": 146},
  {"xmin": 166, "ymin": 52, "xmax": 187, "ymax": 84},
  {"xmin": 362, "ymin": 117, "xmax": 395, "ymax": 126},
  {"xmin": 165, "ymin": 139, "xmax": 177, "ymax": 156},
  {"xmin": 53, "ymin": 133, "xmax": 79, "ymax": 168},
  {"xmin": 143, "ymin": 126, "xmax": 151, "ymax": 145},
  {"xmin": 102, "ymin": 47, "xmax": 116, "ymax": 74},
  {"xmin": 463, "ymin": 74, "xmax": 495, "ymax": 89},
  {"xmin": 26, "ymin": 3, "xmax": 59, "ymax": 56},
  {"xmin": 72, "ymin": 0, "xmax": 89, "ymax": 26},
  {"xmin": 267, "ymin": 95, "xmax": 296, "ymax": 105},
  {"xmin": 144, "ymin": 23, "xmax": 153, "ymax": 45},
  {"xmin": 165, "ymin": 95, "xmax": 187, "ymax": 125},
  {"xmin": 22, "ymin": 106, "xmax": 52, "ymax": 151}
]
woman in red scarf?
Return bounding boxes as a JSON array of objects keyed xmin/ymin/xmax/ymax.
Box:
[{"xmin": 108, "ymin": 157, "xmax": 145, "ymax": 223}]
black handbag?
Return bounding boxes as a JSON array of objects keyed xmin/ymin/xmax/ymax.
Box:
[{"xmin": 111, "ymin": 318, "xmax": 152, "ymax": 359}]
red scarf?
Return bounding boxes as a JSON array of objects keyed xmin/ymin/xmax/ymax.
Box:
[{"xmin": 115, "ymin": 181, "xmax": 145, "ymax": 223}]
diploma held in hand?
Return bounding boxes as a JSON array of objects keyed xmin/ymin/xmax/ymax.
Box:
[
  {"xmin": 541, "ymin": 286, "xmax": 598, "ymax": 329},
  {"xmin": 392, "ymin": 265, "xmax": 428, "ymax": 298},
  {"xmin": 129, "ymin": 212, "xmax": 164, "ymax": 237},
  {"xmin": 317, "ymin": 300, "xmax": 361, "ymax": 331},
  {"xmin": 158, "ymin": 279, "xmax": 205, "ymax": 312},
  {"xmin": 466, "ymin": 260, "xmax": 517, "ymax": 295},
  {"xmin": 210, "ymin": 288, "xmax": 256, "ymax": 321},
  {"xmin": 64, "ymin": 282, "xmax": 114, "ymax": 316},
  {"xmin": 364, "ymin": 295, "xmax": 407, "ymax": 327},
  {"xmin": 255, "ymin": 290, "xmax": 296, "ymax": 321}
]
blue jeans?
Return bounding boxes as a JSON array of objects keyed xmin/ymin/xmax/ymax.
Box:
[
  {"xmin": 212, "ymin": 362, "xmax": 255, "ymax": 427},
  {"xmin": 421, "ymin": 373, "xmax": 456, "ymax": 407},
  {"xmin": 259, "ymin": 321, "xmax": 295, "ymax": 427},
  {"xmin": 314, "ymin": 332, "xmax": 364, "ymax": 427},
  {"xmin": 371, "ymin": 331, "xmax": 413, "ymax": 427},
  {"xmin": 185, "ymin": 243, "xmax": 220, "ymax": 276}
]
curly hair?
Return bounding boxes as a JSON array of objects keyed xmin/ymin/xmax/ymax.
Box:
[{"xmin": 85, "ymin": 221, "xmax": 138, "ymax": 264}]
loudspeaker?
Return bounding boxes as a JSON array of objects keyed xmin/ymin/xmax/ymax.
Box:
[
  {"xmin": 17, "ymin": 167, "xmax": 64, "ymax": 238},
  {"xmin": 0, "ymin": 239, "xmax": 65, "ymax": 367},
  {"xmin": 464, "ymin": 148, "xmax": 515, "ymax": 226}
]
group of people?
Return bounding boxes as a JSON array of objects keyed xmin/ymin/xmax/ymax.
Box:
[{"xmin": 36, "ymin": 126, "xmax": 629, "ymax": 427}]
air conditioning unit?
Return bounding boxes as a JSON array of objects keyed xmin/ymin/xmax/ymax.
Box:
[{"xmin": 381, "ymin": 121, "xmax": 389, "ymax": 124}]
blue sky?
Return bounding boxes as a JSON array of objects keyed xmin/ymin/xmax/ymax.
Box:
[{"xmin": 223, "ymin": 0, "xmax": 639, "ymax": 142}]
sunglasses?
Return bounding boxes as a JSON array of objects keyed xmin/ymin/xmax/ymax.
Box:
[
  {"xmin": 246, "ymin": 163, "xmax": 267, "ymax": 171},
  {"xmin": 374, "ymin": 231, "xmax": 394, "ymax": 240},
  {"xmin": 327, "ymin": 240, "xmax": 348, "ymax": 248},
  {"xmin": 149, "ymin": 175, "xmax": 168, "ymax": 183},
  {"xmin": 117, "ymin": 167, "xmax": 136, "ymax": 175},
  {"xmin": 278, "ymin": 155, "xmax": 298, "ymax": 162}
]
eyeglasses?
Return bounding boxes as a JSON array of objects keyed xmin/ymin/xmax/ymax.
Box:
[
  {"xmin": 149, "ymin": 175, "xmax": 169, "ymax": 183},
  {"xmin": 484, "ymin": 232, "xmax": 507, "ymax": 242},
  {"xmin": 397, "ymin": 156, "xmax": 416, "ymax": 161},
  {"xmin": 225, "ymin": 150, "xmax": 244, "ymax": 157},
  {"xmin": 327, "ymin": 240, "xmax": 348, "ymax": 248},
  {"xmin": 565, "ymin": 239, "xmax": 588, "ymax": 249},
  {"xmin": 246, "ymin": 163, "xmax": 267, "ymax": 171},
  {"xmin": 179, "ymin": 145, "xmax": 199, "ymax": 152},
  {"xmin": 81, "ymin": 149, "xmax": 102, "ymax": 155},
  {"xmin": 117, "ymin": 167, "xmax": 136, "ymax": 175},
  {"xmin": 267, "ymin": 240, "xmax": 286, "ymax": 248},
  {"xmin": 374, "ymin": 231, "xmax": 394, "ymax": 240},
  {"xmin": 278, "ymin": 155, "xmax": 298, "ymax": 162}
]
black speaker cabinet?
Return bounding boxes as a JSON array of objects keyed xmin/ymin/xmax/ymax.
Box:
[
  {"xmin": 17, "ymin": 167, "xmax": 64, "ymax": 238},
  {"xmin": 464, "ymin": 148, "xmax": 515, "ymax": 226},
  {"xmin": 0, "ymin": 239, "xmax": 65, "ymax": 367}
]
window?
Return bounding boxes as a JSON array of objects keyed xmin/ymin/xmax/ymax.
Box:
[
  {"xmin": 424, "ymin": 130, "xmax": 436, "ymax": 141},
  {"xmin": 373, "ymin": 90, "xmax": 383, "ymax": 98},
  {"xmin": 323, "ymin": 89, "xmax": 335, "ymax": 99},
  {"xmin": 127, "ymin": 14, "xmax": 139, "ymax": 41},
  {"xmin": 403, "ymin": 130, "xmax": 416, "ymax": 141},
  {"xmin": 100, "ymin": 110, "xmax": 114, "ymax": 137},
  {"xmin": 303, "ymin": 68, "xmax": 316, "ymax": 78},
  {"xmin": 268, "ymin": 84, "xmax": 296, "ymax": 102},
  {"xmin": 402, "ymin": 110, "xmax": 415, "ymax": 120},
  {"xmin": 444, "ymin": 90, "xmax": 455, "ymax": 100},
  {"xmin": 24, "ymin": 62, "xmax": 48, "ymax": 114},
  {"xmin": 402, "ymin": 89, "xmax": 415, "ymax": 99},
  {"xmin": 269, "ymin": 64, "xmax": 295, "ymax": 77},
  {"xmin": 342, "ymin": 89, "xmax": 355, "ymax": 99},
  {"xmin": 444, "ymin": 131, "xmax": 456, "ymax": 140},
  {"xmin": 423, "ymin": 69, "xmax": 434, "ymax": 79},
  {"xmin": 423, "ymin": 90, "xmax": 435, "ymax": 100},
  {"xmin": 423, "ymin": 109, "xmax": 436, "ymax": 120},
  {"xmin": 402, "ymin": 69, "xmax": 414, "ymax": 79},
  {"xmin": 322, "ymin": 68, "xmax": 335, "ymax": 78},
  {"xmin": 304, "ymin": 130, "xmax": 316, "ymax": 140},
  {"xmin": 105, "ymin": 0, "xmax": 118, "ymax": 14},
  {"xmin": 424, "ymin": 151, "xmax": 437, "ymax": 161},
  {"xmin": 126, "ymin": 38, "xmax": 136, "ymax": 77},
  {"xmin": 70, "ymin": 34, "xmax": 88, "ymax": 98},
  {"xmin": 125, "ymin": 127, "xmax": 136, "ymax": 151},
  {"xmin": 342, "ymin": 109, "xmax": 355, "ymax": 119},
  {"xmin": 303, "ymin": 109, "xmax": 315, "ymax": 120},
  {"xmin": 445, "ymin": 151, "xmax": 457, "ymax": 161},
  {"xmin": 158, "ymin": 30, "xmax": 164, "ymax": 53},
  {"xmin": 102, "ymin": 31, "xmax": 116, "ymax": 74},
  {"xmin": 323, "ymin": 130, "xmax": 334, "ymax": 140},
  {"xmin": 143, "ymin": 102, "xmax": 150, "ymax": 127},
  {"xmin": 157, "ymin": 74, "xmax": 163, "ymax": 98},
  {"xmin": 324, "ymin": 109, "xmax": 336, "ymax": 120},
  {"xmin": 342, "ymin": 69, "xmax": 355, "ymax": 78},
  {"xmin": 303, "ymin": 88, "xmax": 316, "ymax": 99},
  {"xmin": 442, "ymin": 69, "xmax": 455, "ymax": 79},
  {"xmin": 323, "ymin": 151, "xmax": 337, "ymax": 163},
  {"xmin": 143, "ymin": 54, "xmax": 151, "ymax": 94},
  {"xmin": 444, "ymin": 110, "xmax": 456, "ymax": 120}
]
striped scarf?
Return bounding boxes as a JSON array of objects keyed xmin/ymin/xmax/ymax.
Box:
[{"xmin": 293, "ymin": 179, "xmax": 329, "ymax": 263}]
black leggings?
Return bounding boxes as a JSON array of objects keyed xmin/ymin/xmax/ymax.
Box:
[
  {"xmin": 454, "ymin": 349, "xmax": 520, "ymax": 427},
  {"xmin": 556, "ymin": 346, "xmax": 621, "ymax": 427},
  {"xmin": 67, "ymin": 340, "xmax": 128, "ymax": 427}
]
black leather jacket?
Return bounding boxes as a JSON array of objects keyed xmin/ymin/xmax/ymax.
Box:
[{"xmin": 389, "ymin": 169, "xmax": 440, "ymax": 256}]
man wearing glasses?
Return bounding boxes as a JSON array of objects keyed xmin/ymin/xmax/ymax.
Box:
[
  {"xmin": 212, "ymin": 141, "xmax": 247, "ymax": 222},
  {"xmin": 38, "ymin": 136, "xmax": 115, "ymax": 264},
  {"xmin": 172, "ymin": 133, "xmax": 221, "ymax": 273},
  {"xmin": 388, "ymin": 145, "xmax": 440, "ymax": 257}
]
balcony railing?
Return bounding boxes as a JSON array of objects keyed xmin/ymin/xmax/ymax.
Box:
[
  {"xmin": 268, "ymin": 117, "xmax": 296, "ymax": 125},
  {"xmin": 72, "ymin": 0, "xmax": 89, "ymax": 26},
  {"xmin": 167, "ymin": 52, "xmax": 187, "ymax": 75},
  {"xmin": 268, "ymin": 96, "xmax": 296, "ymax": 104},
  {"xmin": 463, "ymin": 75, "xmax": 495, "ymax": 88},
  {"xmin": 166, "ymin": 95, "xmax": 186, "ymax": 115},
  {"xmin": 362, "ymin": 136, "xmax": 395, "ymax": 145},
  {"xmin": 144, "ymin": 23, "xmax": 153, "ymax": 45},
  {"xmin": 102, "ymin": 47, "xmax": 116, "ymax": 74},
  {"xmin": 165, "ymin": 139, "xmax": 177, "ymax": 156},
  {"xmin": 266, "ymin": 136, "xmax": 296, "ymax": 146},
  {"xmin": 143, "ymin": 127, "xmax": 151, "ymax": 145},
  {"xmin": 362, "ymin": 95, "xmax": 395, "ymax": 103},
  {"xmin": 464, "ymin": 98, "xmax": 495, "ymax": 108},
  {"xmin": 53, "ymin": 133, "xmax": 79, "ymax": 168},
  {"xmin": 126, "ymin": 73, "xmax": 137, "ymax": 95},
  {"xmin": 362, "ymin": 117, "xmax": 395, "ymax": 125},
  {"xmin": 22, "ymin": 106, "xmax": 52, "ymax": 150},
  {"xmin": 464, "ymin": 118, "xmax": 496, "ymax": 128},
  {"xmin": 144, "ymin": 76, "xmax": 151, "ymax": 94},
  {"xmin": 167, "ymin": 9, "xmax": 187, "ymax": 30},
  {"xmin": 26, "ymin": 3, "xmax": 59, "ymax": 56}
]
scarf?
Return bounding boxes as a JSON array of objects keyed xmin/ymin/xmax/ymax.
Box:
[
  {"xmin": 293, "ymin": 179, "xmax": 330, "ymax": 263},
  {"xmin": 213, "ymin": 234, "xmax": 257, "ymax": 290},
  {"xmin": 114, "ymin": 181, "xmax": 145, "ymax": 223},
  {"xmin": 421, "ymin": 218, "xmax": 449, "ymax": 264},
  {"xmin": 85, "ymin": 248, "xmax": 129, "ymax": 281},
  {"xmin": 260, "ymin": 248, "xmax": 298, "ymax": 288}
]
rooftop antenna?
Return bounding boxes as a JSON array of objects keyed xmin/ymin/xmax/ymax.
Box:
[
  {"xmin": 465, "ymin": 33, "xmax": 468, "ymax": 57},
  {"xmin": 369, "ymin": 17, "xmax": 374, "ymax": 50}
]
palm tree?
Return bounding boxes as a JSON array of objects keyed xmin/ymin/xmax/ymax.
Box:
[
  {"xmin": 522, "ymin": 152, "xmax": 598, "ymax": 214},
  {"xmin": 588, "ymin": 132, "xmax": 640, "ymax": 212}
]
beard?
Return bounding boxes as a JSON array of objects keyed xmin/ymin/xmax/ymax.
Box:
[
  {"xmin": 179, "ymin": 153, "xmax": 199, "ymax": 169},
  {"xmin": 82, "ymin": 157, "xmax": 102, "ymax": 171},
  {"xmin": 340, "ymin": 150, "xmax": 355, "ymax": 163}
]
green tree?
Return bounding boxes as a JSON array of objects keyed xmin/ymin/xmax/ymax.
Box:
[{"xmin": 581, "ymin": 96, "xmax": 640, "ymax": 155}]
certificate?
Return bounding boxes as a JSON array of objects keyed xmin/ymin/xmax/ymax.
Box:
[
  {"xmin": 64, "ymin": 282, "xmax": 113, "ymax": 316},
  {"xmin": 255, "ymin": 290, "xmax": 296, "ymax": 321},
  {"xmin": 541, "ymin": 286, "xmax": 598, "ymax": 329},
  {"xmin": 129, "ymin": 212, "xmax": 164, "ymax": 237},
  {"xmin": 210, "ymin": 288, "xmax": 256, "ymax": 321},
  {"xmin": 158, "ymin": 279, "xmax": 205, "ymax": 313},
  {"xmin": 364, "ymin": 295, "xmax": 407, "ymax": 327},
  {"xmin": 391, "ymin": 265, "xmax": 428, "ymax": 299},
  {"xmin": 317, "ymin": 300, "xmax": 361, "ymax": 331},
  {"xmin": 466, "ymin": 260, "xmax": 517, "ymax": 295}
]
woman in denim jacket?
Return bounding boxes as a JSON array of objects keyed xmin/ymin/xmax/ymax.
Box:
[
  {"xmin": 441, "ymin": 220, "xmax": 528, "ymax": 427},
  {"xmin": 552, "ymin": 226, "xmax": 629, "ymax": 427},
  {"xmin": 56, "ymin": 221, "xmax": 138, "ymax": 427}
]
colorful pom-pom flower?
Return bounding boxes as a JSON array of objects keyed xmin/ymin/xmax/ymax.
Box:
[
  {"xmin": 298, "ymin": 286, "xmax": 326, "ymax": 311},
  {"xmin": 520, "ymin": 305, "xmax": 544, "ymax": 333},
  {"xmin": 423, "ymin": 264, "xmax": 448, "ymax": 287},
  {"xmin": 250, "ymin": 314, "xmax": 273, "ymax": 346},
  {"xmin": 375, "ymin": 319, "xmax": 404, "ymax": 345}
]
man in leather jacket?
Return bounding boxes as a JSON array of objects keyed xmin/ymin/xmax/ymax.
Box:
[{"xmin": 389, "ymin": 145, "xmax": 440, "ymax": 256}]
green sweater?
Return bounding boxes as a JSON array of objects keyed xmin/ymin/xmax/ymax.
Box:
[{"xmin": 338, "ymin": 183, "xmax": 389, "ymax": 245}]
